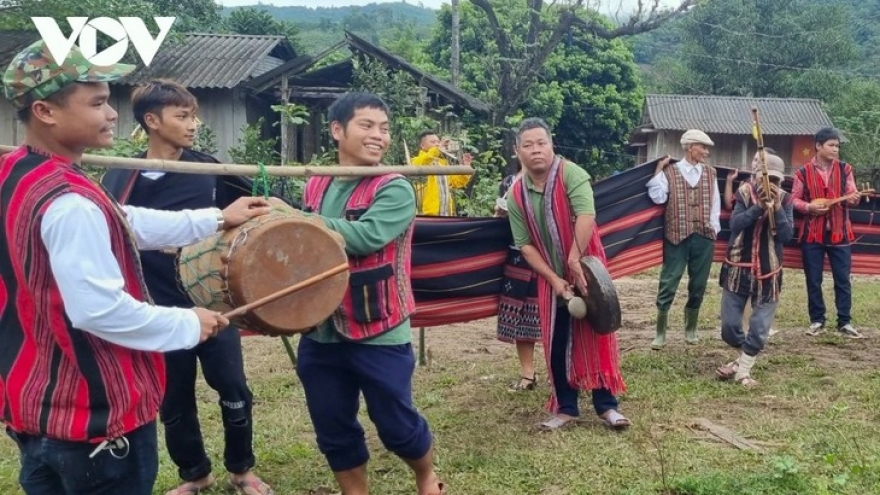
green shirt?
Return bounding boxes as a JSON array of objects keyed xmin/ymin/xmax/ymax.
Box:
[
  {"xmin": 506, "ymin": 162, "xmax": 595, "ymax": 276},
  {"xmin": 305, "ymin": 177, "xmax": 416, "ymax": 345}
]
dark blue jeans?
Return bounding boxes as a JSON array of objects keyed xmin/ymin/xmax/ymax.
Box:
[
  {"xmin": 801, "ymin": 238, "xmax": 852, "ymax": 328},
  {"xmin": 7, "ymin": 422, "xmax": 158, "ymax": 495},
  {"xmin": 552, "ymin": 306, "xmax": 619, "ymax": 417},
  {"xmin": 295, "ymin": 337, "xmax": 433, "ymax": 472},
  {"xmin": 159, "ymin": 326, "xmax": 254, "ymax": 482}
]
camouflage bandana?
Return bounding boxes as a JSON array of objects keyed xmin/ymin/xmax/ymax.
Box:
[{"xmin": 2, "ymin": 40, "xmax": 135, "ymax": 109}]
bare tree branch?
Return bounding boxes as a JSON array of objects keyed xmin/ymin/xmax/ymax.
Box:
[{"xmin": 575, "ymin": 0, "xmax": 695, "ymax": 39}]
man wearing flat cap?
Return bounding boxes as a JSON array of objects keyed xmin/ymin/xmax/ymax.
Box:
[
  {"xmin": 715, "ymin": 153, "xmax": 793, "ymax": 386},
  {"xmin": 646, "ymin": 129, "xmax": 721, "ymax": 349}
]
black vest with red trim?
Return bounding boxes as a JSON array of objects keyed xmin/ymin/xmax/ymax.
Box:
[
  {"xmin": 302, "ymin": 175, "xmax": 415, "ymax": 341},
  {"xmin": 0, "ymin": 146, "xmax": 164, "ymax": 442}
]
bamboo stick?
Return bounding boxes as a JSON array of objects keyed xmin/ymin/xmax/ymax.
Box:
[{"xmin": 0, "ymin": 145, "xmax": 474, "ymax": 177}]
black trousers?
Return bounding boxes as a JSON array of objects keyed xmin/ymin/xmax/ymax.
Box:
[{"xmin": 159, "ymin": 326, "xmax": 255, "ymax": 481}]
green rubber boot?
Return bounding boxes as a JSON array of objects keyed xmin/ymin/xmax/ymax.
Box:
[
  {"xmin": 651, "ymin": 311, "xmax": 668, "ymax": 350},
  {"xmin": 684, "ymin": 307, "xmax": 700, "ymax": 344}
]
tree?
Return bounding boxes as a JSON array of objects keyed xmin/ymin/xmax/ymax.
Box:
[
  {"xmin": 828, "ymin": 79, "xmax": 880, "ymax": 171},
  {"xmin": 224, "ymin": 7, "xmax": 301, "ymax": 51},
  {"xmin": 426, "ymin": 0, "xmax": 692, "ymax": 125},
  {"xmin": 0, "ymin": 0, "xmax": 222, "ymax": 32},
  {"xmin": 658, "ymin": 0, "xmax": 856, "ymax": 100},
  {"xmin": 428, "ymin": 0, "xmax": 644, "ymax": 175}
]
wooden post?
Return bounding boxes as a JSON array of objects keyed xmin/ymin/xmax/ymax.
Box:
[
  {"xmin": 280, "ymin": 76, "xmax": 289, "ymax": 166},
  {"xmin": 451, "ymin": 0, "xmax": 461, "ymax": 87}
]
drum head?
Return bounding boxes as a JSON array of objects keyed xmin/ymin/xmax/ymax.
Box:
[
  {"xmin": 580, "ymin": 256, "xmax": 621, "ymax": 334},
  {"xmin": 226, "ymin": 217, "xmax": 348, "ymax": 334}
]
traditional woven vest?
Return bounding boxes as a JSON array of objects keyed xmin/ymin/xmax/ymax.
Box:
[
  {"xmin": 0, "ymin": 146, "xmax": 164, "ymax": 442},
  {"xmin": 721, "ymin": 183, "xmax": 785, "ymax": 302},
  {"xmin": 795, "ymin": 161, "xmax": 854, "ymax": 244},
  {"xmin": 663, "ymin": 163, "xmax": 716, "ymax": 244},
  {"xmin": 302, "ymin": 175, "xmax": 415, "ymax": 341}
]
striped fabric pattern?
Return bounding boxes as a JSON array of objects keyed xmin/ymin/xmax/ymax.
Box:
[{"xmin": 409, "ymin": 157, "xmax": 880, "ymax": 327}]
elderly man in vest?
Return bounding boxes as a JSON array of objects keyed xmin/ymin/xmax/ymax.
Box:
[{"xmin": 646, "ymin": 129, "xmax": 721, "ymax": 349}]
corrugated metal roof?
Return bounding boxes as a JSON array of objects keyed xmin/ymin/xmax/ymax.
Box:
[
  {"xmin": 122, "ymin": 33, "xmax": 295, "ymax": 89},
  {"xmin": 644, "ymin": 94, "xmax": 835, "ymax": 136}
]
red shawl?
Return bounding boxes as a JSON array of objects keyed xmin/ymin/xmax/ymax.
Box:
[{"xmin": 511, "ymin": 157, "xmax": 626, "ymax": 412}]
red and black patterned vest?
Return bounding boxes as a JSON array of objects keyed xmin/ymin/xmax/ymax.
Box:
[
  {"xmin": 795, "ymin": 160, "xmax": 854, "ymax": 244},
  {"xmin": 0, "ymin": 146, "xmax": 164, "ymax": 442},
  {"xmin": 663, "ymin": 163, "xmax": 717, "ymax": 244},
  {"xmin": 302, "ymin": 175, "xmax": 415, "ymax": 341}
]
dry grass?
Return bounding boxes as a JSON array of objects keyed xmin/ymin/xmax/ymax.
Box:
[{"xmin": 2, "ymin": 269, "xmax": 880, "ymax": 494}]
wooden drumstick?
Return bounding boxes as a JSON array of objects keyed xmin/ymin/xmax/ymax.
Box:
[{"xmin": 222, "ymin": 262, "xmax": 349, "ymax": 319}]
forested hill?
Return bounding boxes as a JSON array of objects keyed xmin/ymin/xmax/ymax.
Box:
[{"xmin": 223, "ymin": 2, "xmax": 437, "ymax": 51}]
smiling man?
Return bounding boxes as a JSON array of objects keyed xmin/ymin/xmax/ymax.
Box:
[
  {"xmin": 297, "ymin": 92, "xmax": 444, "ymax": 495},
  {"xmin": 101, "ymin": 80, "xmax": 273, "ymax": 495},
  {"xmin": 646, "ymin": 129, "xmax": 721, "ymax": 349}
]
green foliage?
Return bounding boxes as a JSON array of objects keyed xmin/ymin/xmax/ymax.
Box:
[
  {"xmin": 223, "ymin": 7, "xmax": 301, "ymax": 52},
  {"xmin": 427, "ymin": 0, "xmax": 643, "ymax": 176},
  {"xmin": 828, "ymin": 79, "xmax": 880, "ymax": 170},
  {"xmin": 224, "ymin": 3, "xmax": 436, "ymax": 54},
  {"xmin": 228, "ymin": 118, "xmax": 279, "ymax": 166},
  {"xmin": 0, "ymin": 0, "xmax": 222, "ymax": 33},
  {"xmin": 646, "ymin": 0, "xmax": 857, "ymax": 100},
  {"xmin": 350, "ymin": 57, "xmax": 506, "ymax": 216}
]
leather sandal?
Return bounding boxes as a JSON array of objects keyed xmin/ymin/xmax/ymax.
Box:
[
  {"xmin": 716, "ymin": 360, "xmax": 739, "ymax": 381},
  {"xmin": 600, "ymin": 410, "xmax": 631, "ymax": 431},
  {"xmin": 164, "ymin": 479, "xmax": 214, "ymax": 495},
  {"xmin": 735, "ymin": 375, "xmax": 759, "ymax": 388},
  {"xmin": 538, "ymin": 415, "xmax": 579, "ymax": 431},
  {"xmin": 508, "ymin": 374, "xmax": 537, "ymax": 392},
  {"xmin": 228, "ymin": 476, "xmax": 275, "ymax": 495}
]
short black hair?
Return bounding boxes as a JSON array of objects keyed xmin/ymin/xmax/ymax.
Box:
[
  {"xmin": 418, "ymin": 130, "xmax": 438, "ymax": 143},
  {"xmin": 15, "ymin": 82, "xmax": 81, "ymax": 124},
  {"xmin": 327, "ymin": 92, "xmax": 390, "ymax": 131},
  {"xmin": 131, "ymin": 79, "xmax": 198, "ymax": 134},
  {"xmin": 814, "ymin": 127, "xmax": 841, "ymax": 146},
  {"xmin": 515, "ymin": 117, "xmax": 552, "ymax": 145},
  {"xmin": 763, "ymin": 146, "xmax": 777, "ymax": 156}
]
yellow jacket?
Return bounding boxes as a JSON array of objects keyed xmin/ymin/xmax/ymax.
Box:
[{"xmin": 411, "ymin": 147, "xmax": 471, "ymax": 216}]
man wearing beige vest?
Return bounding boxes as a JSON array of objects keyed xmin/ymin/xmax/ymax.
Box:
[{"xmin": 646, "ymin": 130, "xmax": 721, "ymax": 349}]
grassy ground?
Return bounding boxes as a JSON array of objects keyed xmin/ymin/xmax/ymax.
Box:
[{"xmin": 2, "ymin": 270, "xmax": 880, "ymax": 494}]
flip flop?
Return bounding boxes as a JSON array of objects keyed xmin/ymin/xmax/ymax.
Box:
[
  {"xmin": 537, "ymin": 415, "xmax": 579, "ymax": 431},
  {"xmin": 164, "ymin": 480, "xmax": 213, "ymax": 495},
  {"xmin": 228, "ymin": 477, "xmax": 275, "ymax": 495},
  {"xmin": 601, "ymin": 410, "xmax": 631, "ymax": 430}
]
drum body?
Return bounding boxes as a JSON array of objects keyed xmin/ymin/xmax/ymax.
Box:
[{"xmin": 178, "ymin": 205, "xmax": 348, "ymax": 335}]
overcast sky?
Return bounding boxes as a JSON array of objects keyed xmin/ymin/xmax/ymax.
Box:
[{"xmin": 216, "ymin": 0, "xmax": 683, "ymax": 15}]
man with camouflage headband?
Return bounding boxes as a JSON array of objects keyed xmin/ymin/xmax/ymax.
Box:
[{"xmin": 0, "ymin": 41, "xmax": 270, "ymax": 495}]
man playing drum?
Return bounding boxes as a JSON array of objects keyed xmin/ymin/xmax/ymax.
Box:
[
  {"xmin": 297, "ymin": 92, "xmax": 444, "ymax": 495},
  {"xmin": 102, "ymin": 80, "xmax": 273, "ymax": 495},
  {"xmin": 506, "ymin": 118, "xmax": 630, "ymax": 431},
  {"xmin": 0, "ymin": 41, "xmax": 270, "ymax": 495}
]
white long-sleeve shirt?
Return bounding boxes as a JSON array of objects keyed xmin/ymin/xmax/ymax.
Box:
[
  {"xmin": 646, "ymin": 159, "xmax": 721, "ymax": 234},
  {"xmin": 40, "ymin": 193, "xmax": 220, "ymax": 352}
]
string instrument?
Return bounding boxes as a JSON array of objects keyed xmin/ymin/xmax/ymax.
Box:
[
  {"xmin": 810, "ymin": 185, "xmax": 875, "ymax": 211},
  {"xmin": 750, "ymin": 107, "xmax": 776, "ymax": 235}
]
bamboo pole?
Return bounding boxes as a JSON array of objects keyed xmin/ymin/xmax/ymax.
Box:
[{"xmin": 0, "ymin": 145, "xmax": 474, "ymax": 177}]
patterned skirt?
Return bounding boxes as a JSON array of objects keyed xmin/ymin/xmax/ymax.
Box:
[{"xmin": 496, "ymin": 246, "xmax": 542, "ymax": 343}]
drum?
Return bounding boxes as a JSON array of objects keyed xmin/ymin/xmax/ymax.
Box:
[{"xmin": 178, "ymin": 202, "xmax": 349, "ymax": 336}]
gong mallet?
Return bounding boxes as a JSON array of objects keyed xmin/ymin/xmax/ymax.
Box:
[
  {"xmin": 563, "ymin": 291, "xmax": 588, "ymax": 319},
  {"xmin": 222, "ymin": 262, "xmax": 349, "ymax": 319}
]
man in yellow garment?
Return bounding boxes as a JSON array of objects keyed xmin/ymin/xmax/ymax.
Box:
[{"xmin": 411, "ymin": 130, "xmax": 473, "ymax": 216}]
